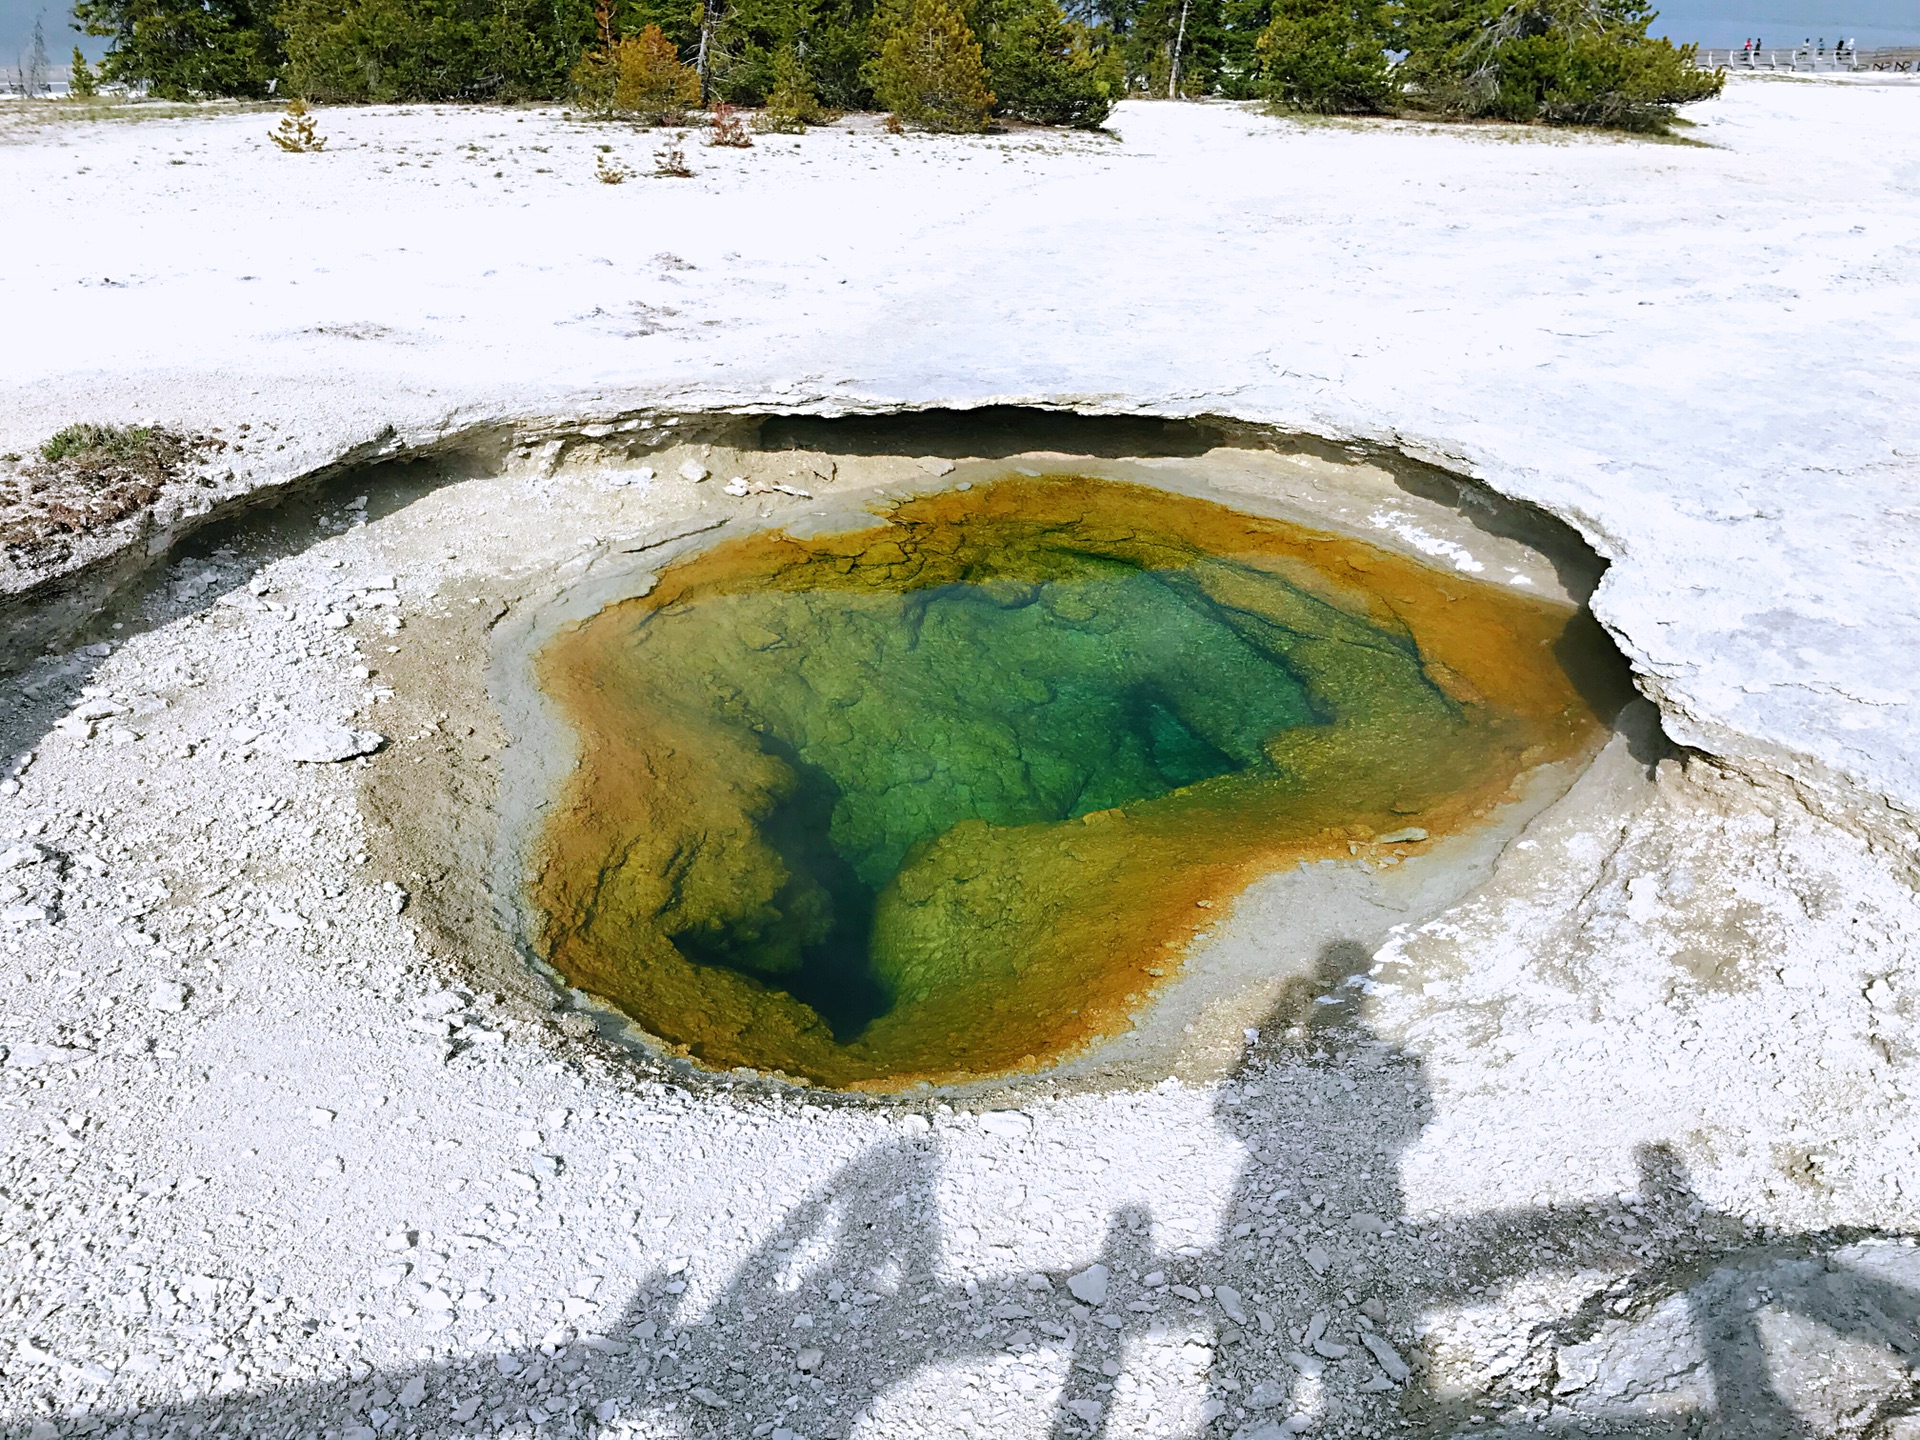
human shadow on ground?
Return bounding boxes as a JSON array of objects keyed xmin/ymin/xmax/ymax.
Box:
[{"xmin": 10, "ymin": 939, "xmax": 1920, "ymax": 1440}]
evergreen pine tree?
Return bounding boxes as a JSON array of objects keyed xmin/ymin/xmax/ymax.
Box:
[
  {"xmin": 1400, "ymin": 0, "xmax": 1720, "ymax": 129},
  {"xmin": 869, "ymin": 0, "xmax": 993, "ymax": 131},
  {"xmin": 1256, "ymin": 0, "xmax": 1395, "ymax": 111},
  {"xmin": 281, "ymin": 0, "xmax": 594, "ymax": 103},
  {"xmin": 617, "ymin": 24, "xmax": 701, "ymax": 115},
  {"xmin": 73, "ymin": 0, "xmax": 282, "ymax": 97},
  {"xmin": 571, "ymin": 23, "xmax": 699, "ymax": 117},
  {"xmin": 268, "ymin": 96, "xmax": 327, "ymax": 150},
  {"xmin": 976, "ymin": 0, "xmax": 1120, "ymax": 127},
  {"xmin": 1111, "ymin": 0, "xmax": 1225, "ymax": 98},
  {"xmin": 758, "ymin": 44, "xmax": 823, "ymax": 127},
  {"xmin": 69, "ymin": 46, "xmax": 98, "ymax": 96}
]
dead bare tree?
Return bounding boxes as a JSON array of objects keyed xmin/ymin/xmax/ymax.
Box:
[
  {"xmin": 1168, "ymin": 0, "xmax": 1190, "ymax": 97},
  {"xmin": 24, "ymin": 11, "xmax": 50, "ymax": 97}
]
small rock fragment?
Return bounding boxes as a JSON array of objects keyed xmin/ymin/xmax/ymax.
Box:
[
  {"xmin": 1067, "ymin": 1264, "xmax": 1109, "ymax": 1306},
  {"xmin": 413, "ymin": 989, "xmax": 464, "ymax": 1017},
  {"xmin": 795, "ymin": 1346, "xmax": 823, "ymax": 1372},
  {"xmin": 1248, "ymin": 1378, "xmax": 1285, "ymax": 1409},
  {"xmin": 2, "ymin": 1042, "xmax": 82, "ymax": 1068},
  {"xmin": 148, "ymin": 981, "xmax": 189, "ymax": 1013},
  {"xmin": 1215, "ymin": 1285, "xmax": 1247, "ymax": 1325},
  {"xmin": 0, "ymin": 843, "xmax": 45, "ymax": 871},
  {"xmin": 1246, "ymin": 1419, "xmax": 1315, "ymax": 1440},
  {"xmin": 275, "ymin": 724, "xmax": 383, "ymax": 764},
  {"xmin": 678, "ymin": 460, "xmax": 710, "ymax": 483},
  {"xmin": 1362, "ymin": 1332, "xmax": 1411, "ymax": 1382}
]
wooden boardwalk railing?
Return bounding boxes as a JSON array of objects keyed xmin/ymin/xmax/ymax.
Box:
[{"xmin": 1697, "ymin": 44, "xmax": 1919, "ymax": 72}]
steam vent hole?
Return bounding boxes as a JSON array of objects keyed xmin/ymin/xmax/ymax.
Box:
[{"xmin": 532, "ymin": 475, "xmax": 1614, "ymax": 1089}]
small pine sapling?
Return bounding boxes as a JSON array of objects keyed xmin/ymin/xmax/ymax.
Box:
[
  {"xmin": 707, "ymin": 103, "xmax": 752, "ymax": 146},
  {"xmin": 270, "ymin": 100, "xmax": 327, "ymax": 153},
  {"xmin": 69, "ymin": 48, "xmax": 97, "ymax": 98},
  {"xmin": 654, "ymin": 137, "xmax": 693, "ymax": 176},
  {"xmin": 755, "ymin": 47, "xmax": 822, "ymax": 132},
  {"xmin": 594, "ymin": 151, "xmax": 633, "ymax": 182}
]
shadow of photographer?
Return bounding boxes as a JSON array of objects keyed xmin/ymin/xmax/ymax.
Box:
[{"xmin": 13, "ymin": 937, "xmax": 1920, "ymax": 1440}]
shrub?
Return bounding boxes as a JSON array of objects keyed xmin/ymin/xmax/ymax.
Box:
[
  {"xmin": 1401, "ymin": 0, "xmax": 1721, "ymax": 129},
  {"xmin": 40, "ymin": 423, "xmax": 181, "ymax": 470},
  {"xmin": 869, "ymin": 0, "xmax": 993, "ymax": 132},
  {"xmin": 69, "ymin": 47, "xmax": 99, "ymax": 96},
  {"xmin": 1257, "ymin": 0, "xmax": 1397, "ymax": 112},
  {"xmin": 5, "ymin": 424, "xmax": 216, "ymax": 559},
  {"xmin": 654, "ymin": 135, "xmax": 694, "ymax": 173},
  {"xmin": 708, "ymin": 100, "xmax": 754, "ymax": 143},
  {"xmin": 573, "ymin": 23, "xmax": 701, "ymax": 119},
  {"xmin": 74, "ymin": 0, "xmax": 283, "ymax": 98},
  {"xmin": 976, "ymin": 0, "xmax": 1121, "ymax": 128}
]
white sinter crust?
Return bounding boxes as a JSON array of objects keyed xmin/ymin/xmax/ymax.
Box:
[{"xmin": 1, "ymin": 78, "xmax": 1919, "ymax": 1439}]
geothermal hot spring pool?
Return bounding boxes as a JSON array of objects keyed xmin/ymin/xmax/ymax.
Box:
[{"xmin": 525, "ymin": 474, "xmax": 1616, "ymax": 1090}]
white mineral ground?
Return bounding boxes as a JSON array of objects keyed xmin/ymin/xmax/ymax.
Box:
[{"xmin": 1, "ymin": 74, "xmax": 1919, "ymax": 1440}]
